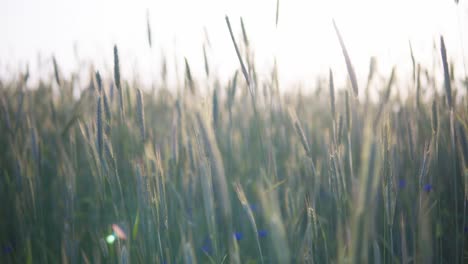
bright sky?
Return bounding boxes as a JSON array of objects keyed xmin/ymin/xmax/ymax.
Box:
[{"xmin": 1, "ymin": 0, "xmax": 467, "ymax": 90}]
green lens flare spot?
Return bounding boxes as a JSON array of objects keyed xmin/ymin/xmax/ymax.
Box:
[{"xmin": 106, "ymin": 234, "xmax": 116, "ymax": 244}]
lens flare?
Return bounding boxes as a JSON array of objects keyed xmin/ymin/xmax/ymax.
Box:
[
  {"xmin": 106, "ymin": 234, "xmax": 116, "ymax": 244},
  {"xmin": 112, "ymin": 224, "xmax": 127, "ymax": 240}
]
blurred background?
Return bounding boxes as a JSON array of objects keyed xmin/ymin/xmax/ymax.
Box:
[
  {"xmin": 1, "ymin": 1, "xmax": 468, "ymax": 263},
  {"xmin": 1, "ymin": 0, "xmax": 467, "ymax": 90}
]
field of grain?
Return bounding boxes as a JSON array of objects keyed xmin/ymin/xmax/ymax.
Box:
[{"xmin": 0, "ymin": 12, "xmax": 467, "ymax": 264}]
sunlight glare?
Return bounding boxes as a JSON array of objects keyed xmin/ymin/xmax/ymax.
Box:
[{"xmin": 0, "ymin": 0, "xmax": 466, "ymax": 90}]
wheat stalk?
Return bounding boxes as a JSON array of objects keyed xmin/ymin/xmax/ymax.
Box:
[
  {"xmin": 146, "ymin": 9, "xmax": 152, "ymax": 48},
  {"xmin": 440, "ymin": 36, "xmax": 453, "ymax": 109},
  {"xmin": 333, "ymin": 20, "xmax": 359, "ymax": 97},
  {"xmin": 114, "ymin": 45, "xmax": 124, "ymax": 119},
  {"xmin": 225, "ymin": 16, "xmax": 252, "ymax": 97},
  {"xmin": 136, "ymin": 88, "xmax": 145, "ymax": 142},
  {"xmin": 52, "ymin": 56, "xmax": 61, "ymax": 86}
]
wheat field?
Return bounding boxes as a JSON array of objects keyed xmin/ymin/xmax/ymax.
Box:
[{"xmin": 0, "ymin": 9, "xmax": 467, "ymax": 264}]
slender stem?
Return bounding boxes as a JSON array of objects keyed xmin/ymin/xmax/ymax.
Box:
[{"xmin": 450, "ymin": 109, "xmax": 459, "ymax": 262}]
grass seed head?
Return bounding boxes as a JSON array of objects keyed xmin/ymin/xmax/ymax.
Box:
[
  {"xmin": 146, "ymin": 10, "xmax": 152, "ymax": 48},
  {"xmin": 440, "ymin": 36, "xmax": 452, "ymax": 109},
  {"xmin": 184, "ymin": 58, "xmax": 196, "ymax": 94},
  {"xmin": 52, "ymin": 56, "xmax": 61, "ymax": 86},
  {"xmin": 333, "ymin": 20, "xmax": 359, "ymax": 97},
  {"xmin": 240, "ymin": 17, "xmax": 249, "ymax": 48},
  {"xmin": 95, "ymin": 71, "xmax": 103, "ymax": 93},
  {"xmin": 226, "ymin": 15, "xmax": 252, "ymax": 95},
  {"xmin": 203, "ymin": 44, "xmax": 210, "ymax": 78},
  {"xmin": 113, "ymin": 45, "xmax": 121, "ymax": 90}
]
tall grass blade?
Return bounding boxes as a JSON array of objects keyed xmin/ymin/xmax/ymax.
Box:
[
  {"xmin": 440, "ymin": 36, "xmax": 453, "ymax": 109},
  {"xmin": 225, "ymin": 16, "xmax": 252, "ymax": 96},
  {"xmin": 333, "ymin": 20, "xmax": 359, "ymax": 97}
]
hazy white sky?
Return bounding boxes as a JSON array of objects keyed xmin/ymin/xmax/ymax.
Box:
[{"xmin": 1, "ymin": 0, "xmax": 467, "ymax": 89}]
